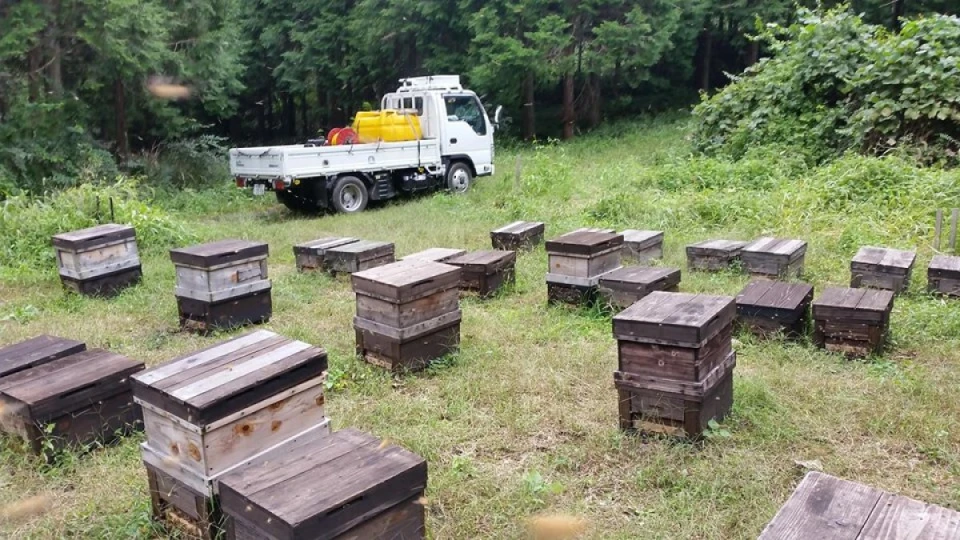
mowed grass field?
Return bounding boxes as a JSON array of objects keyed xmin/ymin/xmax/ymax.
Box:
[{"xmin": 2, "ymin": 117, "xmax": 960, "ymax": 539}]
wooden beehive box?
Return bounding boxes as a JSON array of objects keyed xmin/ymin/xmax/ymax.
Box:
[
  {"xmin": 445, "ymin": 250, "xmax": 517, "ymax": 298},
  {"xmin": 52, "ymin": 223, "xmax": 142, "ymax": 296},
  {"xmin": 621, "ymin": 230, "xmax": 664, "ymax": 262},
  {"xmin": 736, "ymin": 280, "xmax": 814, "ymax": 337},
  {"xmin": 219, "ymin": 428, "xmax": 427, "ymax": 540},
  {"xmin": 598, "ymin": 266, "xmax": 681, "ymax": 310},
  {"xmin": 0, "ymin": 337, "xmax": 143, "ymax": 456},
  {"xmin": 293, "ymin": 237, "xmax": 359, "ymax": 271},
  {"xmin": 929, "ymin": 254, "xmax": 960, "ymax": 297},
  {"xmin": 325, "ymin": 240, "xmax": 396, "ymax": 274},
  {"xmin": 490, "ymin": 220, "xmax": 545, "ymax": 251},
  {"xmin": 401, "ymin": 247, "xmax": 467, "ymax": 263},
  {"xmin": 741, "ymin": 237, "xmax": 807, "ymax": 278},
  {"xmin": 352, "ymin": 259, "xmax": 462, "ymax": 371},
  {"xmin": 812, "ymin": 287, "xmax": 894, "ymax": 357},
  {"xmin": 545, "ymin": 228, "xmax": 623, "ymax": 305},
  {"xmin": 850, "ymin": 246, "xmax": 916, "ymax": 293},
  {"xmin": 686, "ymin": 239, "xmax": 747, "ymax": 271}
]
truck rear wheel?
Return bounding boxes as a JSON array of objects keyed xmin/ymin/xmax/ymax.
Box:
[
  {"xmin": 446, "ymin": 162, "xmax": 472, "ymax": 193},
  {"xmin": 331, "ymin": 175, "xmax": 369, "ymax": 214}
]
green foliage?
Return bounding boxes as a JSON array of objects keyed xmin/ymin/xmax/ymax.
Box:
[{"xmin": 693, "ymin": 7, "xmax": 960, "ymax": 164}]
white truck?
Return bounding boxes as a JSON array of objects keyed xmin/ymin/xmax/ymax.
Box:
[{"xmin": 229, "ymin": 75, "xmax": 500, "ymax": 213}]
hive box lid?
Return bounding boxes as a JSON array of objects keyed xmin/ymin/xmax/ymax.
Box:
[
  {"xmin": 0, "ymin": 349, "xmax": 142, "ymax": 421},
  {"xmin": 686, "ymin": 239, "xmax": 747, "ymax": 256},
  {"xmin": 352, "ymin": 259, "xmax": 461, "ymax": 302},
  {"xmin": 743, "ymin": 237, "xmax": 807, "ymax": 259},
  {"xmin": 327, "ymin": 240, "xmax": 394, "ymax": 260},
  {"xmin": 929, "ymin": 254, "xmax": 960, "ymax": 277},
  {"xmin": 292, "ymin": 237, "xmax": 359, "ymax": 256},
  {"xmin": 613, "ymin": 291, "xmax": 735, "ymax": 347},
  {"xmin": 600, "ymin": 266, "xmax": 679, "ymax": 287},
  {"xmin": 170, "ymin": 239, "xmax": 269, "ymax": 267},
  {"xmin": 545, "ymin": 229, "xmax": 623, "ymax": 256},
  {"xmin": 131, "ymin": 330, "xmax": 327, "ymax": 425},
  {"xmin": 812, "ymin": 287, "xmax": 894, "ymax": 322},
  {"xmin": 0, "ymin": 335, "xmax": 86, "ymax": 379},
  {"xmin": 218, "ymin": 428, "xmax": 427, "ymax": 540},
  {"xmin": 445, "ymin": 250, "xmax": 516, "ymax": 273},
  {"xmin": 401, "ymin": 247, "xmax": 467, "ymax": 263},
  {"xmin": 621, "ymin": 230, "xmax": 664, "ymax": 249},
  {"xmin": 51, "ymin": 223, "xmax": 135, "ymax": 251},
  {"xmin": 736, "ymin": 280, "xmax": 814, "ymax": 310},
  {"xmin": 492, "ymin": 221, "xmax": 544, "ymax": 234},
  {"xmin": 851, "ymin": 246, "xmax": 916, "ymax": 273}
]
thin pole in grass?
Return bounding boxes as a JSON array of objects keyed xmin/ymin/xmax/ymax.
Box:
[
  {"xmin": 951, "ymin": 208, "xmax": 959, "ymax": 253},
  {"xmin": 514, "ymin": 155, "xmax": 522, "ymax": 192},
  {"xmin": 935, "ymin": 210, "xmax": 943, "ymax": 251}
]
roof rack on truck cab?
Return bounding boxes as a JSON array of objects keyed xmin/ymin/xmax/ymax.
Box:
[{"xmin": 396, "ymin": 76, "xmax": 463, "ymax": 93}]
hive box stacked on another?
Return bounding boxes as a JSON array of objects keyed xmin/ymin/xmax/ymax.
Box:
[
  {"xmin": 293, "ymin": 237, "xmax": 359, "ymax": 271},
  {"xmin": 929, "ymin": 254, "xmax": 960, "ymax": 297},
  {"xmin": 546, "ymin": 228, "xmax": 624, "ymax": 305},
  {"xmin": 491, "ymin": 221, "xmax": 545, "ymax": 251},
  {"xmin": 620, "ymin": 230, "xmax": 664, "ymax": 262},
  {"xmin": 0, "ymin": 335, "xmax": 143, "ymax": 455},
  {"xmin": 686, "ymin": 240, "xmax": 747, "ymax": 271},
  {"xmin": 131, "ymin": 330, "xmax": 330, "ymax": 539},
  {"xmin": 850, "ymin": 246, "xmax": 916, "ymax": 293},
  {"xmin": 219, "ymin": 428, "xmax": 428, "ymax": 540},
  {"xmin": 401, "ymin": 248, "xmax": 467, "ymax": 263},
  {"xmin": 612, "ymin": 292, "xmax": 736, "ymax": 438},
  {"xmin": 52, "ymin": 224, "xmax": 142, "ymax": 296},
  {"xmin": 445, "ymin": 250, "xmax": 517, "ymax": 297},
  {"xmin": 353, "ymin": 259, "xmax": 462, "ymax": 371},
  {"xmin": 325, "ymin": 240, "xmax": 396, "ymax": 274},
  {"xmin": 171, "ymin": 239, "xmax": 271, "ymax": 332},
  {"xmin": 812, "ymin": 287, "xmax": 894, "ymax": 357},
  {"xmin": 741, "ymin": 237, "xmax": 807, "ymax": 278},
  {"xmin": 598, "ymin": 266, "xmax": 681, "ymax": 310},
  {"xmin": 736, "ymin": 281, "xmax": 814, "ymax": 337}
]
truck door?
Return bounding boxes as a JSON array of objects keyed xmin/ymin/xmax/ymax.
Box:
[{"xmin": 441, "ymin": 94, "xmax": 494, "ymax": 176}]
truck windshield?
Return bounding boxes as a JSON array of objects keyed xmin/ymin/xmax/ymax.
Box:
[{"xmin": 445, "ymin": 95, "xmax": 486, "ymax": 136}]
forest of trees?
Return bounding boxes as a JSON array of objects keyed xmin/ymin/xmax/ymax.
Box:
[{"xmin": 0, "ymin": 1, "xmax": 956, "ymax": 192}]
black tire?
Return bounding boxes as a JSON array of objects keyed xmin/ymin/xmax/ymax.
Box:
[
  {"xmin": 275, "ymin": 190, "xmax": 315, "ymax": 213},
  {"xmin": 446, "ymin": 162, "xmax": 472, "ymax": 193},
  {"xmin": 331, "ymin": 175, "xmax": 369, "ymax": 214}
]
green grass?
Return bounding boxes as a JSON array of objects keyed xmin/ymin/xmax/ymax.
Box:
[{"xmin": 2, "ymin": 116, "xmax": 960, "ymax": 538}]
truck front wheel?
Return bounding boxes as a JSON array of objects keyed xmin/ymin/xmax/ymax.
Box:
[
  {"xmin": 331, "ymin": 176, "xmax": 369, "ymax": 214},
  {"xmin": 446, "ymin": 162, "xmax": 472, "ymax": 193}
]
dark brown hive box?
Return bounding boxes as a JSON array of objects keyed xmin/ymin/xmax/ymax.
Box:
[
  {"xmin": 850, "ymin": 246, "xmax": 916, "ymax": 293},
  {"xmin": 928, "ymin": 254, "xmax": 960, "ymax": 297},
  {"xmin": 445, "ymin": 250, "xmax": 516, "ymax": 297},
  {"xmin": 736, "ymin": 280, "xmax": 814, "ymax": 337},
  {"xmin": 401, "ymin": 247, "xmax": 467, "ymax": 263},
  {"xmin": 546, "ymin": 228, "xmax": 623, "ymax": 305},
  {"xmin": 621, "ymin": 230, "xmax": 664, "ymax": 262},
  {"xmin": 490, "ymin": 221, "xmax": 545, "ymax": 251},
  {"xmin": 293, "ymin": 237, "xmax": 359, "ymax": 271},
  {"xmin": 0, "ymin": 336, "xmax": 143, "ymax": 455},
  {"xmin": 686, "ymin": 239, "xmax": 747, "ymax": 271},
  {"xmin": 219, "ymin": 428, "xmax": 427, "ymax": 540},
  {"xmin": 741, "ymin": 237, "xmax": 807, "ymax": 278},
  {"xmin": 325, "ymin": 240, "xmax": 395, "ymax": 274},
  {"xmin": 52, "ymin": 223, "xmax": 142, "ymax": 296},
  {"xmin": 352, "ymin": 259, "xmax": 462, "ymax": 371},
  {"xmin": 598, "ymin": 266, "xmax": 680, "ymax": 310},
  {"xmin": 812, "ymin": 287, "xmax": 894, "ymax": 357}
]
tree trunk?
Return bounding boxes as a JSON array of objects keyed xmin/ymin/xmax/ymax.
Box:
[
  {"xmin": 114, "ymin": 78, "xmax": 128, "ymax": 159},
  {"xmin": 299, "ymin": 92, "xmax": 308, "ymax": 138},
  {"xmin": 283, "ymin": 93, "xmax": 296, "ymax": 139},
  {"xmin": 561, "ymin": 72, "xmax": 575, "ymax": 140},
  {"xmin": 28, "ymin": 46, "xmax": 41, "ymax": 101},
  {"xmin": 44, "ymin": 0, "xmax": 62, "ymax": 97},
  {"xmin": 746, "ymin": 40, "xmax": 760, "ymax": 67},
  {"xmin": 586, "ymin": 73, "xmax": 601, "ymax": 129},
  {"xmin": 891, "ymin": 0, "xmax": 905, "ymax": 31},
  {"xmin": 257, "ymin": 96, "xmax": 266, "ymax": 141},
  {"xmin": 698, "ymin": 26, "xmax": 713, "ymax": 92},
  {"xmin": 522, "ymin": 72, "xmax": 535, "ymax": 141},
  {"xmin": 265, "ymin": 88, "xmax": 274, "ymax": 138}
]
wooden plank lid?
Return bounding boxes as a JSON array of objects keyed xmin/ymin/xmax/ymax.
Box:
[
  {"xmin": 621, "ymin": 230, "xmax": 664, "ymax": 249},
  {"xmin": 545, "ymin": 228, "xmax": 623, "ymax": 256},
  {"xmin": 851, "ymin": 246, "xmax": 916, "ymax": 272},
  {"xmin": 352, "ymin": 259, "xmax": 461, "ymax": 302},
  {"xmin": 736, "ymin": 280, "xmax": 814, "ymax": 310},
  {"xmin": 613, "ymin": 291, "xmax": 735, "ymax": 347},
  {"xmin": 445, "ymin": 250, "xmax": 516, "ymax": 273},
  {"xmin": 600, "ymin": 266, "xmax": 679, "ymax": 287},
  {"xmin": 812, "ymin": 287, "xmax": 894, "ymax": 321},
  {"xmin": 492, "ymin": 221, "xmax": 544, "ymax": 234},
  {"xmin": 51, "ymin": 223, "xmax": 135, "ymax": 251},
  {"xmin": 0, "ymin": 335, "xmax": 86, "ymax": 379},
  {"xmin": 292, "ymin": 237, "xmax": 359, "ymax": 256},
  {"xmin": 929, "ymin": 254, "xmax": 960, "ymax": 276},
  {"xmin": 218, "ymin": 428, "xmax": 427, "ymax": 540},
  {"xmin": 401, "ymin": 247, "xmax": 467, "ymax": 263},
  {"xmin": 686, "ymin": 239, "xmax": 747, "ymax": 256},
  {"xmin": 131, "ymin": 330, "xmax": 327, "ymax": 425},
  {"xmin": 327, "ymin": 240, "xmax": 394, "ymax": 259},
  {"xmin": 170, "ymin": 239, "xmax": 269, "ymax": 267},
  {"xmin": 743, "ymin": 237, "xmax": 807, "ymax": 258}
]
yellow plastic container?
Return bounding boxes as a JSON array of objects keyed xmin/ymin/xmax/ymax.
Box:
[{"xmin": 351, "ymin": 110, "xmax": 422, "ymax": 142}]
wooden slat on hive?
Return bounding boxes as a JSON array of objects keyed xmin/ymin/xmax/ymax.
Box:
[
  {"xmin": 293, "ymin": 237, "xmax": 358, "ymax": 255},
  {"xmin": 929, "ymin": 254, "xmax": 960, "ymax": 275},
  {"xmin": 852, "ymin": 247, "xmax": 887, "ymax": 266},
  {"xmin": 774, "ymin": 239, "xmax": 807, "ymax": 257},
  {"xmin": 328, "ymin": 240, "xmax": 393, "ymax": 257},
  {"xmin": 614, "ymin": 292, "xmax": 734, "ymax": 346},
  {"xmin": 51, "ymin": 224, "xmax": 135, "ymax": 251},
  {"xmin": 170, "ymin": 239, "xmax": 268, "ymax": 268},
  {"xmin": 401, "ymin": 248, "xmax": 467, "ymax": 263},
  {"xmin": 773, "ymin": 283, "xmax": 814, "ymax": 310},
  {"xmin": 601, "ymin": 266, "xmax": 677, "ymax": 286},
  {"xmin": 858, "ymin": 492, "xmax": 960, "ymax": 539},
  {"xmin": 545, "ymin": 230, "xmax": 622, "ymax": 255},
  {"xmin": 621, "ymin": 230, "xmax": 663, "ymax": 248},
  {"xmin": 493, "ymin": 221, "xmax": 542, "ymax": 234},
  {"xmin": 445, "ymin": 250, "xmax": 516, "ymax": 272},
  {"xmin": 688, "ymin": 239, "xmax": 747, "ymax": 255},
  {"xmin": 813, "ymin": 287, "xmax": 867, "ymax": 319},
  {"xmin": 878, "ymin": 248, "xmax": 916, "ymax": 271},
  {"xmin": 856, "ymin": 289, "xmax": 895, "ymax": 314},
  {"xmin": 0, "ymin": 336, "xmax": 86, "ymax": 379},
  {"xmin": 148, "ymin": 335, "xmax": 288, "ymax": 393},
  {"xmin": 743, "ymin": 237, "xmax": 781, "ymax": 254},
  {"xmin": 757, "ymin": 472, "xmax": 883, "ymax": 540},
  {"xmin": 134, "ymin": 330, "xmax": 276, "ymax": 387},
  {"xmin": 736, "ymin": 281, "xmax": 775, "ymax": 306},
  {"xmin": 352, "ymin": 259, "xmax": 461, "ymax": 303}
]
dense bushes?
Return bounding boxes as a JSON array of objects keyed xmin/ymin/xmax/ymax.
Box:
[{"xmin": 692, "ymin": 8, "xmax": 960, "ymax": 164}]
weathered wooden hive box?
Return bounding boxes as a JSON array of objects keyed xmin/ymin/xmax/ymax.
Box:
[
  {"xmin": 545, "ymin": 228, "xmax": 623, "ymax": 305},
  {"xmin": 612, "ymin": 292, "xmax": 735, "ymax": 438},
  {"xmin": 741, "ymin": 237, "xmax": 807, "ymax": 278},
  {"xmin": 401, "ymin": 247, "xmax": 467, "ymax": 263},
  {"xmin": 293, "ymin": 237, "xmax": 359, "ymax": 271},
  {"xmin": 491, "ymin": 221, "xmax": 545, "ymax": 251},
  {"xmin": 620, "ymin": 230, "xmax": 664, "ymax": 262},
  {"xmin": 812, "ymin": 287, "xmax": 894, "ymax": 357},
  {"xmin": 445, "ymin": 250, "xmax": 517, "ymax": 297},
  {"xmin": 850, "ymin": 246, "xmax": 916, "ymax": 293},
  {"xmin": 52, "ymin": 223, "xmax": 142, "ymax": 296},
  {"xmin": 0, "ymin": 335, "xmax": 143, "ymax": 455},
  {"xmin": 219, "ymin": 428, "xmax": 427, "ymax": 540},
  {"xmin": 325, "ymin": 240, "xmax": 396, "ymax": 274},
  {"xmin": 170, "ymin": 239, "xmax": 272, "ymax": 332},
  {"xmin": 352, "ymin": 259, "xmax": 462, "ymax": 371},
  {"xmin": 131, "ymin": 330, "xmax": 330, "ymax": 539},
  {"xmin": 686, "ymin": 239, "xmax": 748, "ymax": 271},
  {"xmin": 736, "ymin": 280, "xmax": 814, "ymax": 337},
  {"xmin": 598, "ymin": 266, "xmax": 681, "ymax": 310},
  {"xmin": 928, "ymin": 254, "xmax": 960, "ymax": 297}
]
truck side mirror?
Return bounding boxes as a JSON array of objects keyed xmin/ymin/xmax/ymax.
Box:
[{"xmin": 493, "ymin": 106, "xmax": 503, "ymax": 128}]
